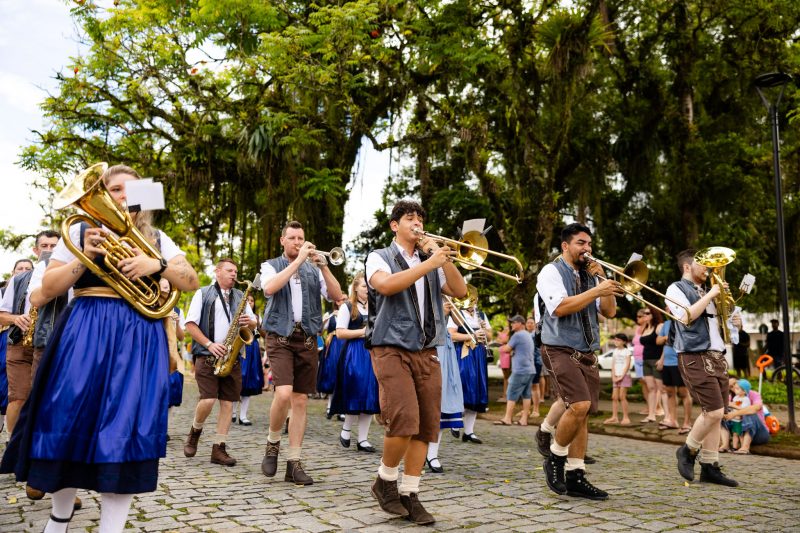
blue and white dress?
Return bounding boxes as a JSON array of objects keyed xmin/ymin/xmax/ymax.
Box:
[
  {"xmin": 240, "ymin": 335, "xmax": 265, "ymax": 396},
  {"xmin": 317, "ymin": 315, "xmax": 345, "ymax": 395},
  {"xmin": 330, "ymin": 302, "xmax": 380, "ymax": 415},
  {"xmin": 438, "ymin": 331, "xmax": 464, "ymax": 429},
  {"xmin": 0, "ymin": 223, "xmax": 184, "ymax": 494},
  {"xmin": 450, "ymin": 310, "xmax": 489, "ymax": 413}
]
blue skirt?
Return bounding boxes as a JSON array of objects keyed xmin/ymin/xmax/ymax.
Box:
[
  {"xmin": 0, "ymin": 296, "xmax": 169, "ymax": 494},
  {"xmin": 0, "ymin": 330, "xmax": 7, "ymax": 415},
  {"xmin": 456, "ymin": 342, "xmax": 489, "ymax": 412},
  {"xmin": 317, "ymin": 336, "xmax": 345, "ymax": 394},
  {"xmin": 240, "ymin": 339, "xmax": 264, "ymax": 396},
  {"xmin": 330, "ymin": 339, "xmax": 380, "ymax": 415},
  {"xmin": 168, "ymin": 371, "xmax": 184, "ymax": 407}
]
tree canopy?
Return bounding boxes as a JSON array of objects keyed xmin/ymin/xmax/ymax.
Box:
[{"xmin": 11, "ymin": 0, "xmax": 800, "ymax": 317}]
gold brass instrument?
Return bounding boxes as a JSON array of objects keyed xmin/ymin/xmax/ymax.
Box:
[
  {"xmin": 309, "ymin": 247, "xmax": 345, "ymax": 266},
  {"xmin": 21, "ymin": 306, "xmax": 38, "ymax": 347},
  {"xmin": 444, "ymin": 295, "xmax": 478, "ymax": 353},
  {"xmin": 53, "ymin": 163, "xmax": 179, "ymax": 319},
  {"xmin": 412, "ymin": 228, "xmax": 524, "ymax": 283},
  {"xmin": 583, "ymin": 253, "xmax": 692, "ymax": 326},
  {"xmin": 214, "ymin": 275, "xmax": 259, "ymax": 377},
  {"xmin": 694, "ymin": 247, "xmax": 748, "ymax": 345}
]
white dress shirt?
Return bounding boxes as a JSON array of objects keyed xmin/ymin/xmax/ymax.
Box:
[
  {"xmin": 365, "ymin": 241, "xmax": 446, "ymax": 326},
  {"xmin": 259, "ymin": 259, "xmax": 330, "ymax": 323},
  {"xmin": 186, "ymin": 287, "xmax": 256, "ymax": 345}
]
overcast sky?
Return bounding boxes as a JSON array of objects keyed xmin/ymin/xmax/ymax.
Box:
[{"xmin": 0, "ymin": 0, "xmax": 390, "ymax": 278}]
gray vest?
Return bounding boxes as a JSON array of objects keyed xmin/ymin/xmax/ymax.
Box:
[
  {"xmin": 262, "ymin": 256, "xmax": 322, "ymax": 337},
  {"xmin": 190, "ymin": 283, "xmax": 244, "ymax": 357},
  {"xmin": 366, "ymin": 244, "xmax": 446, "ymax": 351},
  {"xmin": 33, "ymin": 255, "xmax": 69, "ymax": 349},
  {"xmin": 8, "ymin": 270, "xmax": 33, "ymax": 345},
  {"xmin": 669, "ymin": 278, "xmax": 711, "ymax": 353},
  {"xmin": 540, "ymin": 258, "xmax": 600, "ymax": 352}
]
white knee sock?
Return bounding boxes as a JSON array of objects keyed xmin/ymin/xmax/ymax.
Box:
[
  {"xmin": 341, "ymin": 414, "xmax": 356, "ymax": 441},
  {"xmin": 464, "ymin": 410, "xmax": 478, "ymax": 435},
  {"xmin": 427, "ymin": 430, "xmax": 443, "ymax": 461},
  {"xmin": 357, "ymin": 413, "xmax": 372, "ymax": 444},
  {"xmin": 239, "ymin": 396, "xmax": 251, "ymax": 420},
  {"xmin": 99, "ymin": 493, "xmax": 134, "ymax": 533},
  {"xmin": 44, "ymin": 488, "xmax": 78, "ymax": 533},
  {"xmin": 327, "ymin": 397, "xmax": 333, "ymax": 411},
  {"xmin": 398, "ymin": 474, "xmax": 421, "ymax": 495}
]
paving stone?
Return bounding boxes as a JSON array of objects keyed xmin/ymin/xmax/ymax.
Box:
[{"xmin": 2, "ymin": 379, "xmax": 799, "ymax": 532}]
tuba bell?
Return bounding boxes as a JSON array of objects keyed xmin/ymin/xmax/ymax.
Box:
[
  {"xmin": 53, "ymin": 163, "xmax": 180, "ymax": 319},
  {"xmin": 694, "ymin": 247, "xmax": 739, "ymax": 344}
]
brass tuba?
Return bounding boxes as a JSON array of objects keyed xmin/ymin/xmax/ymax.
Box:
[
  {"xmin": 53, "ymin": 163, "xmax": 179, "ymax": 319},
  {"xmin": 214, "ymin": 275, "xmax": 259, "ymax": 377},
  {"xmin": 694, "ymin": 247, "xmax": 737, "ymax": 344}
]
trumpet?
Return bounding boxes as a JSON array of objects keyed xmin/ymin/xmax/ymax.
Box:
[
  {"xmin": 412, "ymin": 228, "xmax": 523, "ymax": 283},
  {"xmin": 583, "ymin": 253, "xmax": 692, "ymax": 326},
  {"xmin": 309, "ymin": 247, "xmax": 345, "ymax": 266}
]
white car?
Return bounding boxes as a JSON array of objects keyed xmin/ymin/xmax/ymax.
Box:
[{"xmin": 596, "ymin": 350, "xmax": 636, "ymax": 375}]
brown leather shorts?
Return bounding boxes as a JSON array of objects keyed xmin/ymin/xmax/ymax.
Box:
[
  {"xmin": 194, "ymin": 355, "xmax": 242, "ymax": 402},
  {"xmin": 541, "ymin": 344, "xmax": 600, "ymax": 413},
  {"xmin": 265, "ymin": 330, "xmax": 319, "ymax": 394},
  {"xmin": 678, "ymin": 350, "xmax": 729, "ymax": 412},
  {"xmin": 7, "ymin": 344, "xmax": 38, "ymax": 403},
  {"xmin": 371, "ymin": 345, "xmax": 442, "ymax": 442}
]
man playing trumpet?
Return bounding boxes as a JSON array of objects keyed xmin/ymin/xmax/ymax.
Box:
[{"xmin": 259, "ymin": 221, "xmax": 343, "ymax": 485}]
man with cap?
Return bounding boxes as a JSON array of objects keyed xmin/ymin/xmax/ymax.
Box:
[{"xmin": 494, "ymin": 315, "xmax": 536, "ymax": 426}]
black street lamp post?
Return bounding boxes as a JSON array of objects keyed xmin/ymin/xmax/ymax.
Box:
[{"xmin": 754, "ymin": 72, "xmax": 796, "ymax": 433}]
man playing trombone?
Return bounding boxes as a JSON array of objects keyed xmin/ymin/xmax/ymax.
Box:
[
  {"xmin": 536, "ymin": 223, "xmax": 622, "ymax": 500},
  {"xmin": 259, "ymin": 221, "xmax": 343, "ymax": 486},
  {"xmin": 365, "ymin": 200, "xmax": 466, "ymax": 525}
]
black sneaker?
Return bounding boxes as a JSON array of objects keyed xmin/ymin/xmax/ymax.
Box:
[
  {"xmin": 565, "ymin": 469, "xmax": 609, "ymax": 500},
  {"xmin": 400, "ymin": 492, "xmax": 436, "ymax": 525},
  {"xmin": 371, "ymin": 476, "xmax": 408, "ymax": 516},
  {"xmin": 535, "ymin": 428, "xmax": 552, "ymax": 458},
  {"xmin": 676, "ymin": 444, "xmax": 698, "ymax": 481},
  {"xmin": 699, "ymin": 462, "xmax": 739, "ymax": 487},
  {"xmin": 543, "ymin": 453, "xmax": 567, "ymax": 495}
]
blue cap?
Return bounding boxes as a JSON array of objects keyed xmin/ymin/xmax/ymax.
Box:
[{"xmin": 737, "ymin": 379, "xmax": 751, "ymax": 394}]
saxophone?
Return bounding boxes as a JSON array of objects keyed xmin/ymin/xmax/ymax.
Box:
[
  {"xmin": 21, "ymin": 306, "xmax": 38, "ymax": 347},
  {"xmin": 213, "ymin": 275, "xmax": 259, "ymax": 377}
]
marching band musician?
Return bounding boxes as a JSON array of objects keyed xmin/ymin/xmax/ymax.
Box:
[
  {"xmin": 448, "ymin": 291, "xmax": 492, "ymax": 444},
  {"xmin": 425, "ymin": 298, "xmax": 465, "ymax": 473},
  {"xmin": 330, "ymin": 271, "xmax": 379, "ymax": 453},
  {"xmin": 668, "ymin": 249, "xmax": 739, "ymax": 487},
  {"xmin": 537, "ymin": 223, "xmax": 622, "ymax": 501},
  {"xmin": 365, "ymin": 200, "xmax": 466, "ymax": 525},
  {"xmin": 0, "ymin": 230, "xmax": 59, "ymax": 436},
  {"xmin": 183, "ymin": 258, "xmax": 256, "ymax": 467},
  {"xmin": 0, "ymin": 165, "xmax": 199, "ymax": 533},
  {"xmin": 159, "ymin": 278, "xmax": 186, "ymax": 436},
  {"xmin": 259, "ymin": 221, "xmax": 343, "ymax": 486},
  {"xmin": 0, "ymin": 259, "xmax": 36, "ymax": 436}
]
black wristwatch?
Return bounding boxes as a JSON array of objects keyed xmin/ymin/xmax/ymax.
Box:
[{"xmin": 156, "ymin": 257, "xmax": 168, "ymax": 275}]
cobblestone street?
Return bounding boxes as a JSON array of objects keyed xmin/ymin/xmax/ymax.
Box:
[{"xmin": 2, "ymin": 379, "xmax": 799, "ymax": 532}]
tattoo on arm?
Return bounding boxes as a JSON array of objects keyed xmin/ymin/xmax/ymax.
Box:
[{"xmin": 71, "ymin": 264, "xmax": 86, "ymax": 275}]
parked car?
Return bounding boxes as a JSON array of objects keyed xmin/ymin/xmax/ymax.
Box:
[{"xmin": 596, "ymin": 350, "xmax": 636, "ymax": 376}]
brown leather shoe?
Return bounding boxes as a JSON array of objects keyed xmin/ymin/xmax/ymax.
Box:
[
  {"xmin": 371, "ymin": 476, "xmax": 408, "ymax": 516},
  {"xmin": 261, "ymin": 440, "xmax": 280, "ymax": 477},
  {"xmin": 73, "ymin": 496, "xmax": 82, "ymax": 510},
  {"xmin": 25, "ymin": 485, "xmax": 45, "ymax": 500},
  {"xmin": 183, "ymin": 426, "xmax": 203, "ymax": 457},
  {"xmin": 400, "ymin": 492, "xmax": 435, "ymax": 525},
  {"xmin": 210, "ymin": 443, "xmax": 237, "ymax": 466},
  {"xmin": 284, "ymin": 460, "xmax": 313, "ymax": 485}
]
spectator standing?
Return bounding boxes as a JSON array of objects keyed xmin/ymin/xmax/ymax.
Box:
[
  {"xmin": 603, "ymin": 333, "xmax": 632, "ymax": 425},
  {"xmin": 765, "ymin": 319, "xmax": 784, "ymax": 369},
  {"xmin": 494, "ymin": 315, "xmax": 536, "ymax": 426}
]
